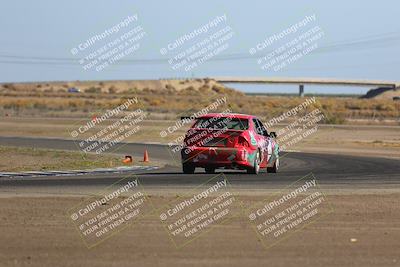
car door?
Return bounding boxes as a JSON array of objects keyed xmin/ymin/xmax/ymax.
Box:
[
  {"xmin": 258, "ymin": 118, "xmax": 274, "ymax": 164},
  {"xmin": 252, "ymin": 118, "xmax": 269, "ymax": 167}
]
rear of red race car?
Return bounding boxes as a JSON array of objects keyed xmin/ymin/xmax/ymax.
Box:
[{"xmin": 180, "ymin": 113, "xmax": 279, "ymax": 174}]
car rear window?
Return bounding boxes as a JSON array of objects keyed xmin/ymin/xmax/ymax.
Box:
[{"xmin": 192, "ymin": 117, "xmax": 249, "ymax": 130}]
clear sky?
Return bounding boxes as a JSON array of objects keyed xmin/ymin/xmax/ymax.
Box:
[{"xmin": 1, "ymin": 0, "xmax": 399, "ymax": 94}]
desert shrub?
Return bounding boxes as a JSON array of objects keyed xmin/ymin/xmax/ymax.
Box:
[
  {"xmin": 150, "ymin": 99, "xmax": 162, "ymax": 106},
  {"xmin": 86, "ymin": 87, "xmax": 101, "ymax": 94},
  {"xmin": 165, "ymin": 84, "xmax": 176, "ymax": 91},
  {"xmin": 108, "ymin": 86, "xmax": 117, "ymax": 94},
  {"xmin": 179, "ymin": 86, "xmax": 197, "ymax": 95},
  {"xmin": 185, "ymin": 86, "xmax": 196, "ymax": 91},
  {"xmin": 127, "ymin": 87, "xmax": 139, "ymax": 94},
  {"xmin": 198, "ymin": 85, "xmax": 210, "ymax": 93},
  {"xmin": 211, "ymin": 85, "xmax": 224, "ymax": 94},
  {"xmin": 375, "ymin": 103, "xmax": 394, "ymax": 111},
  {"xmin": 3, "ymin": 83, "xmax": 16, "ymax": 91},
  {"xmin": 33, "ymin": 102, "xmax": 48, "ymax": 110},
  {"xmin": 68, "ymin": 101, "xmax": 77, "ymax": 108},
  {"xmin": 84, "ymin": 100, "xmax": 94, "ymax": 105},
  {"xmin": 321, "ymin": 112, "xmax": 345, "ymax": 124}
]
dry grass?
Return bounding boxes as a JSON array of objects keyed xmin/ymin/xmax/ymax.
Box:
[
  {"xmin": 0, "ymin": 146, "xmax": 125, "ymax": 172},
  {"xmin": 0, "ymin": 80, "xmax": 399, "ymax": 124}
]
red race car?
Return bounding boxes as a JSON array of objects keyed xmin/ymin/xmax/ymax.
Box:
[{"xmin": 181, "ymin": 113, "xmax": 279, "ymax": 174}]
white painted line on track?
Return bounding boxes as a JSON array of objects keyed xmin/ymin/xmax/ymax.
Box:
[{"xmin": 0, "ymin": 166, "xmax": 158, "ymax": 178}]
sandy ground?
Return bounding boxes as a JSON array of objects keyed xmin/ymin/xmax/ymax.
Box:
[{"xmin": 0, "ymin": 192, "xmax": 398, "ymax": 267}]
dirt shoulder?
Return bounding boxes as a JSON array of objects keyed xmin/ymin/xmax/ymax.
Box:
[{"xmin": 0, "ymin": 193, "xmax": 398, "ymax": 267}]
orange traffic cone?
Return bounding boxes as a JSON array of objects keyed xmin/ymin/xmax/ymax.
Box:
[
  {"xmin": 123, "ymin": 155, "xmax": 133, "ymax": 164},
  {"xmin": 143, "ymin": 149, "xmax": 149, "ymax": 162}
]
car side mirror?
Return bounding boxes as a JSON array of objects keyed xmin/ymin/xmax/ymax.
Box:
[{"xmin": 269, "ymin": 132, "xmax": 277, "ymax": 138}]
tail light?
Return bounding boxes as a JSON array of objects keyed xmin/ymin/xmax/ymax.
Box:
[
  {"xmin": 227, "ymin": 135, "xmax": 250, "ymax": 148},
  {"xmin": 236, "ymin": 136, "xmax": 250, "ymax": 148}
]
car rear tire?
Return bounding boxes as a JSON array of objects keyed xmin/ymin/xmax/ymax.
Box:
[
  {"xmin": 205, "ymin": 167, "xmax": 215, "ymax": 174},
  {"xmin": 247, "ymin": 150, "xmax": 260, "ymax": 175},
  {"xmin": 182, "ymin": 163, "xmax": 195, "ymax": 174},
  {"xmin": 267, "ymin": 158, "xmax": 279, "ymax": 173}
]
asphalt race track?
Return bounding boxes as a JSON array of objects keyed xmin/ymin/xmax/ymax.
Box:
[{"xmin": 0, "ymin": 136, "xmax": 399, "ymax": 191}]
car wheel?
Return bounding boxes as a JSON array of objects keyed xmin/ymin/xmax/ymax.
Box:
[
  {"xmin": 267, "ymin": 157, "xmax": 279, "ymax": 173},
  {"xmin": 247, "ymin": 150, "xmax": 260, "ymax": 174},
  {"xmin": 182, "ymin": 163, "xmax": 195, "ymax": 174},
  {"xmin": 205, "ymin": 167, "xmax": 215, "ymax": 174}
]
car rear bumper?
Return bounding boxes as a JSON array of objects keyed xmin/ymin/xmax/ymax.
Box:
[{"xmin": 181, "ymin": 146, "xmax": 253, "ymax": 169}]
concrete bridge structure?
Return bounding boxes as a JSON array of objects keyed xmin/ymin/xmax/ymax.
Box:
[{"xmin": 213, "ymin": 77, "xmax": 400, "ymax": 97}]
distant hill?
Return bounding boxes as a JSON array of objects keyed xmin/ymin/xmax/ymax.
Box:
[
  {"xmin": 0, "ymin": 79, "xmax": 243, "ymax": 96},
  {"xmin": 361, "ymin": 87, "xmax": 400, "ymax": 100}
]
